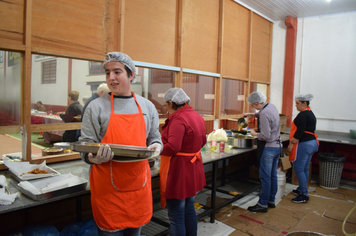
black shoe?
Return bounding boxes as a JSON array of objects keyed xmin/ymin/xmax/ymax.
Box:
[
  {"xmin": 248, "ymin": 204, "xmax": 268, "ymax": 213},
  {"xmin": 292, "ymin": 194, "xmax": 309, "ymax": 203},
  {"xmin": 292, "ymin": 189, "xmax": 300, "ymax": 196},
  {"xmin": 268, "ymin": 203, "xmax": 276, "ymax": 208}
]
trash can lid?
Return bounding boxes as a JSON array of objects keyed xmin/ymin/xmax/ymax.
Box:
[{"xmin": 317, "ymin": 152, "xmax": 346, "ymax": 163}]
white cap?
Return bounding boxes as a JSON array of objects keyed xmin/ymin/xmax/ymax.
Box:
[
  {"xmin": 103, "ymin": 52, "xmax": 137, "ymax": 82},
  {"xmin": 295, "ymin": 94, "xmax": 314, "ymax": 101},
  {"xmin": 164, "ymin": 88, "xmax": 191, "ymax": 105},
  {"xmin": 246, "ymin": 91, "xmax": 267, "ymax": 104}
]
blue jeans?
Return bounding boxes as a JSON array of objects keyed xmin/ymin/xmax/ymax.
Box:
[
  {"xmin": 258, "ymin": 147, "xmax": 282, "ymax": 207},
  {"xmin": 97, "ymin": 227, "xmax": 142, "ymax": 236},
  {"xmin": 166, "ymin": 196, "xmax": 197, "ymax": 236},
  {"xmin": 293, "ymin": 140, "xmax": 319, "ymax": 196}
]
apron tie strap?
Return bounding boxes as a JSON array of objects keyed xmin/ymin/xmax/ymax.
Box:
[
  {"xmin": 190, "ymin": 152, "xmax": 202, "ymax": 163},
  {"xmin": 304, "ymin": 131, "xmax": 319, "ymax": 145}
]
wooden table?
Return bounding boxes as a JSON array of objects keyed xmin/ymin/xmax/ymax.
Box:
[{"xmin": 31, "ymin": 115, "xmax": 65, "ymax": 144}]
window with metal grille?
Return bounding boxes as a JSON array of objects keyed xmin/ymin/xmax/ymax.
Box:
[
  {"xmin": 89, "ymin": 61, "xmax": 105, "ymax": 75},
  {"xmin": 42, "ymin": 60, "xmax": 57, "ymax": 84}
]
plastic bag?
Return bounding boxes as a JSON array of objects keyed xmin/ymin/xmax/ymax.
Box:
[
  {"xmin": 60, "ymin": 222, "xmax": 84, "ymax": 236},
  {"xmin": 78, "ymin": 219, "xmax": 98, "ymax": 236},
  {"xmin": 207, "ymin": 129, "xmax": 228, "ymax": 142},
  {"xmin": 22, "ymin": 225, "xmax": 60, "ymax": 236}
]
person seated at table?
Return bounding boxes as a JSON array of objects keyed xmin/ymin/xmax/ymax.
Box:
[
  {"xmin": 76, "ymin": 83, "xmax": 110, "ymax": 139},
  {"xmin": 36, "ymin": 101, "xmax": 46, "ymax": 112},
  {"xmin": 59, "ymin": 90, "xmax": 83, "ymax": 142},
  {"xmin": 82, "ymin": 95, "xmax": 90, "ymax": 105}
]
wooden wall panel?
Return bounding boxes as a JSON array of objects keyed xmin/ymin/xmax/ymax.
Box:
[
  {"xmin": 0, "ymin": 0, "xmax": 24, "ymax": 51},
  {"xmin": 31, "ymin": 0, "xmax": 109, "ymax": 60},
  {"xmin": 250, "ymin": 13, "xmax": 272, "ymax": 82},
  {"xmin": 123, "ymin": 0, "xmax": 177, "ymax": 66},
  {"xmin": 182, "ymin": 0, "xmax": 220, "ymax": 72},
  {"xmin": 221, "ymin": 0, "xmax": 250, "ymax": 79}
]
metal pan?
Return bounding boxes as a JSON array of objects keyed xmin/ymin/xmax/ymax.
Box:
[
  {"xmin": 228, "ymin": 136, "xmax": 255, "ymax": 148},
  {"xmin": 231, "ymin": 129, "xmax": 249, "ymax": 135},
  {"xmin": 70, "ymin": 142, "xmax": 154, "ymax": 159},
  {"xmin": 15, "ymin": 179, "xmax": 87, "ymax": 201}
]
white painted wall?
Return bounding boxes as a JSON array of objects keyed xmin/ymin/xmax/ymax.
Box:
[
  {"xmin": 270, "ymin": 11, "xmax": 356, "ymax": 133},
  {"xmin": 270, "ymin": 21, "xmax": 286, "ymax": 113}
]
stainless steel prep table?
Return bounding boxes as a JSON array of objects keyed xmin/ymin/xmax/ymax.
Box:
[{"xmin": 0, "ymin": 160, "xmax": 91, "ymax": 217}]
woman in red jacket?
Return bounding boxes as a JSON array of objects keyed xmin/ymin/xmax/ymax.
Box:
[{"xmin": 160, "ymin": 88, "xmax": 206, "ymax": 236}]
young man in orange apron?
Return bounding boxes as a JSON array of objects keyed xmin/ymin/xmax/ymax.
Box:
[
  {"xmin": 79, "ymin": 52, "xmax": 162, "ymax": 235},
  {"xmin": 288, "ymin": 94, "xmax": 319, "ymax": 204}
]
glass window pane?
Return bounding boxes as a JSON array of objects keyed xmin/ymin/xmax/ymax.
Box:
[
  {"xmin": 0, "ymin": 51, "xmax": 21, "ymax": 126},
  {"xmin": 182, "ymin": 73, "xmax": 215, "ymax": 117},
  {"xmin": 137, "ymin": 67, "xmax": 175, "ymax": 119},
  {"xmin": 32, "ymin": 55, "xmax": 95, "ymax": 144},
  {"xmin": 220, "ymin": 79, "xmax": 245, "ymax": 115}
]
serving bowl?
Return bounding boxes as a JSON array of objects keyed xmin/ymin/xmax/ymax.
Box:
[{"xmin": 42, "ymin": 148, "xmax": 64, "ymax": 156}]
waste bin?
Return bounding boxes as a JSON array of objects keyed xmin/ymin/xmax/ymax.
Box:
[{"xmin": 318, "ymin": 152, "xmax": 346, "ymax": 189}]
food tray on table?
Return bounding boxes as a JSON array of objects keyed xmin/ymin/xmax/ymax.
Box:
[
  {"xmin": 15, "ymin": 176, "xmax": 88, "ymax": 201},
  {"xmin": 70, "ymin": 142, "xmax": 156, "ymax": 162},
  {"xmin": 10, "ymin": 166, "xmax": 60, "ymax": 182},
  {"xmin": 3, "ymin": 159, "xmax": 61, "ymax": 182}
]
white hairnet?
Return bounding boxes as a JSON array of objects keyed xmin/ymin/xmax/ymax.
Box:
[
  {"xmin": 246, "ymin": 91, "xmax": 267, "ymax": 104},
  {"xmin": 164, "ymin": 88, "xmax": 191, "ymax": 105},
  {"xmin": 96, "ymin": 83, "xmax": 110, "ymax": 94},
  {"xmin": 103, "ymin": 52, "xmax": 137, "ymax": 83},
  {"xmin": 295, "ymin": 93, "xmax": 314, "ymax": 101}
]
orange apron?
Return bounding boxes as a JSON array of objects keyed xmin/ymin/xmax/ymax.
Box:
[
  {"xmin": 159, "ymin": 151, "xmax": 202, "ymax": 209},
  {"xmin": 289, "ymin": 107, "xmax": 319, "ymax": 162},
  {"xmin": 90, "ymin": 93, "xmax": 152, "ymax": 231}
]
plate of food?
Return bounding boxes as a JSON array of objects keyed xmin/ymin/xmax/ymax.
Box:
[
  {"xmin": 70, "ymin": 142, "xmax": 156, "ymax": 160},
  {"xmin": 3, "ymin": 160, "xmax": 60, "ymax": 182}
]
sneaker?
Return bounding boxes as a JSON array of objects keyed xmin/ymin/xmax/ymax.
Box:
[
  {"xmin": 247, "ymin": 204, "xmax": 268, "ymax": 213},
  {"xmin": 292, "ymin": 189, "xmax": 300, "ymax": 196},
  {"xmin": 292, "ymin": 194, "xmax": 309, "ymax": 203}
]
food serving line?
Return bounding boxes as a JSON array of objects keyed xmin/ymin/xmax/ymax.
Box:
[{"xmin": 0, "ymin": 135, "xmax": 290, "ymax": 235}]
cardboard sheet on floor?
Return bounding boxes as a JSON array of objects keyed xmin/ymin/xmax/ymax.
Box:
[
  {"xmin": 215, "ymin": 184, "xmax": 356, "ymax": 236},
  {"xmin": 197, "ymin": 216, "xmax": 235, "ymax": 236}
]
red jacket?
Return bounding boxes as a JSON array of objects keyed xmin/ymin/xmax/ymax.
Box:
[{"xmin": 161, "ymin": 106, "xmax": 207, "ymax": 199}]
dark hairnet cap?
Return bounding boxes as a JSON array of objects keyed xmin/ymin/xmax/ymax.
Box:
[
  {"xmin": 164, "ymin": 88, "xmax": 191, "ymax": 105},
  {"xmin": 103, "ymin": 52, "xmax": 137, "ymax": 82},
  {"xmin": 246, "ymin": 91, "xmax": 267, "ymax": 104},
  {"xmin": 295, "ymin": 94, "xmax": 314, "ymax": 101}
]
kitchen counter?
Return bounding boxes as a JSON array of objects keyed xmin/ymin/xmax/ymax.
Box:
[
  {"xmin": 0, "ymin": 160, "xmax": 91, "ymax": 215},
  {"xmin": 0, "ymin": 134, "xmax": 291, "ymax": 216},
  {"xmin": 282, "ymin": 129, "xmax": 356, "ymax": 145},
  {"xmin": 1, "ymin": 131, "xmax": 353, "ymax": 235},
  {"xmin": 316, "ymin": 130, "xmax": 356, "ymax": 145}
]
